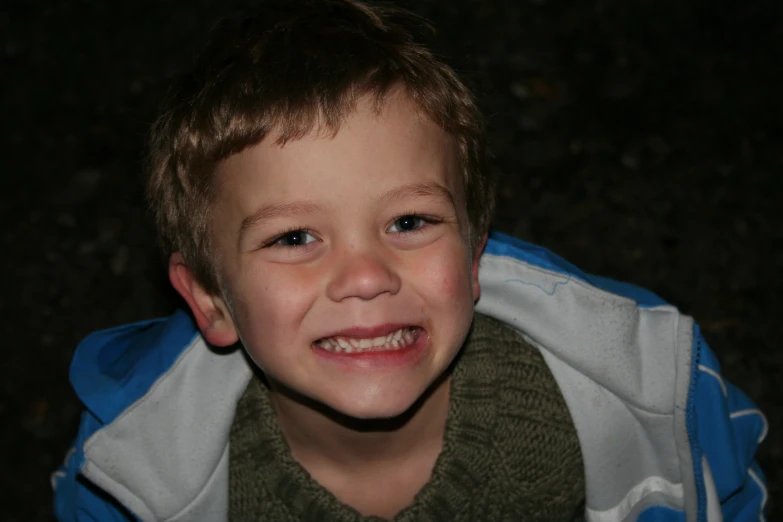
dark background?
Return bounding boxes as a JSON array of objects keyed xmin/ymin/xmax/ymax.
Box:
[{"xmin": 2, "ymin": 0, "xmax": 781, "ymax": 520}]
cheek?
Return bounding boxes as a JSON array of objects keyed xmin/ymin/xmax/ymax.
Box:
[
  {"xmin": 439, "ymin": 273, "xmax": 467, "ymax": 299},
  {"xmin": 422, "ymin": 248, "xmax": 474, "ymax": 301},
  {"xmin": 229, "ymin": 264, "xmax": 320, "ymax": 340}
]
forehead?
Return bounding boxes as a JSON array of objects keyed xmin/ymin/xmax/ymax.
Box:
[{"xmin": 215, "ymin": 91, "xmax": 464, "ymax": 206}]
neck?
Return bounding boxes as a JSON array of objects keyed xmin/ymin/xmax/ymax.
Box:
[{"xmin": 269, "ymin": 373, "xmax": 451, "ymax": 470}]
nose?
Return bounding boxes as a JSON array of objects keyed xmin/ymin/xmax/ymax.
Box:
[{"xmin": 325, "ymin": 243, "xmax": 402, "ymax": 302}]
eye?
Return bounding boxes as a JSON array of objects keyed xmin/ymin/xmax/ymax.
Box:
[
  {"xmin": 269, "ymin": 229, "xmax": 317, "ymax": 248},
  {"xmin": 387, "ymin": 215, "xmax": 432, "ymax": 233}
]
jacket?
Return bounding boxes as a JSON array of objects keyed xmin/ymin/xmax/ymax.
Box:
[{"xmin": 52, "ymin": 231, "xmax": 768, "ymax": 521}]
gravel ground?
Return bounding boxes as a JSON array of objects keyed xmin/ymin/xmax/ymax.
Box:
[{"xmin": 3, "ymin": 1, "xmax": 781, "ymax": 520}]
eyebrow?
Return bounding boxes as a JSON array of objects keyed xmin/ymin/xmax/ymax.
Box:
[
  {"xmin": 376, "ymin": 181, "xmax": 456, "ymax": 208},
  {"xmin": 239, "ymin": 200, "xmax": 325, "ymax": 239},
  {"xmin": 238, "ymin": 181, "xmax": 456, "ymax": 240}
]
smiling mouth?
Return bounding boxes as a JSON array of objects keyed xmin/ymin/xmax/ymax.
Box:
[{"xmin": 314, "ymin": 326, "xmax": 421, "ymax": 354}]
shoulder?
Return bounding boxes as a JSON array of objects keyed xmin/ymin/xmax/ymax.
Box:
[
  {"xmin": 55, "ymin": 310, "xmax": 248, "ymax": 521},
  {"xmin": 54, "ymin": 310, "xmax": 201, "ymax": 522},
  {"xmin": 478, "ymin": 231, "xmax": 768, "ymax": 520}
]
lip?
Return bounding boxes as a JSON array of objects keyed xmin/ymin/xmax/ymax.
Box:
[
  {"xmin": 311, "ymin": 326, "xmax": 428, "ymax": 369},
  {"xmin": 315, "ymin": 323, "xmax": 418, "ymax": 341}
]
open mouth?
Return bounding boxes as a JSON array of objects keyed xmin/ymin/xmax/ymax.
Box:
[{"xmin": 314, "ymin": 326, "xmax": 421, "ymax": 354}]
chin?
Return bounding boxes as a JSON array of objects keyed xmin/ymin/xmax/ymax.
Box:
[
  {"xmin": 328, "ymin": 395, "xmax": 419, "ymax": 422},
  {"xmin": 325, "ymin": 378, "xmax": 447, "ymax": 426}
]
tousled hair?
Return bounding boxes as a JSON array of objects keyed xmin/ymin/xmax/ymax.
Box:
[{"xmin": 146, "ymin": 0, "xmax": 495, "ymax": 294}]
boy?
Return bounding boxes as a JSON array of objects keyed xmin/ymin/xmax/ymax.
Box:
[{"xmin": 53, "ymin": 0, "xmax": 767, "ymax": 520}]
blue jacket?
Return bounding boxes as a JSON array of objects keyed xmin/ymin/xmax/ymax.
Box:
[{"xmin": 52, "ymin": 232, "xmax": 768, "ymax": 521}]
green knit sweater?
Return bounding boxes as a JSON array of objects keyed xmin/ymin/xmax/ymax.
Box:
[{"xmin": 229, "ymin": 313, "xmax": 585, "ymax": 521}]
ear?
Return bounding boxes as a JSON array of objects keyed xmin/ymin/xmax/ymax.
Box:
[
  {"xmin": 168, "ymin": 253, "xmax": 239, "ymax": 347},
  {"xmin": 471, "ymin": 232, "xmax": 488, "ymax": 301}
]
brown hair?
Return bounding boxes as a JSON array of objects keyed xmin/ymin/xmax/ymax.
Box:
[{"xmin": 146, "ymin": 0, "xmax": 494, "ymax": 294}]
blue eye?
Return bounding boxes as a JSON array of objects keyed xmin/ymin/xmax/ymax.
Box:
[
  {"xmin": 388, "ymin": 215, "xmax": 427, "ymax": 233},
  {"xmin": 273, "ymin": 230, "xmax": 316, "ymax": 247}
]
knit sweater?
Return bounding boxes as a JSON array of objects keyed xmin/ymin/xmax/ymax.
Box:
[{"xmin": 229, "ymin": 313, "xmax": 585, "ymax": 521}]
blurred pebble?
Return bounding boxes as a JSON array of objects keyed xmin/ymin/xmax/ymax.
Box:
[
  {"xmin": 511, "ymin": 83, "xmax": 529, "ymax": 100},
  {"xmin": 621, "ymin": 154, "xmax": 639, "ymax": 170}
]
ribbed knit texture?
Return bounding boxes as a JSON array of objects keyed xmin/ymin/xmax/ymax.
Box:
[{"xmin": 229, "ymin": 313, "xmax": 585, "ymax": 521}]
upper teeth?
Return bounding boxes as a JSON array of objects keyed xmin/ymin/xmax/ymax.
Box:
[{"xmin": 315, "ymin": 327, "xmax": 416, "ymax": 353}]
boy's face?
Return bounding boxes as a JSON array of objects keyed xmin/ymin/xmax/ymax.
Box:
[{"xmin": 178, "ymin": 92, "xmax": 484, "ymax": 420}]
